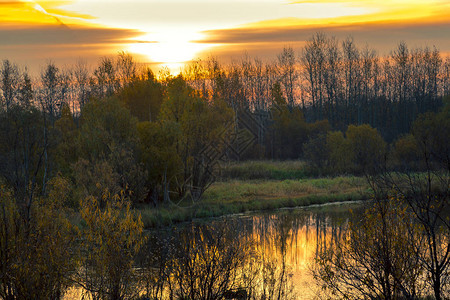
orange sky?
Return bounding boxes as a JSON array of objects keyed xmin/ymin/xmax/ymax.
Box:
[{"xmin": 1, "ymin": 0, "xmax": 450, "ymax": 74}]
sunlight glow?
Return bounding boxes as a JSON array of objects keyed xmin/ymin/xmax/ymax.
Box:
[
  {"xmin": 127, "ymin": 31, "xmax": 212, "ymax": 66},
  {"xmin": 56, "ymin": 0, "xmax": 374, "ymax": 70}
]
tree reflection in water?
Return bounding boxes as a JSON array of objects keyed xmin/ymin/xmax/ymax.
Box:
[{"xmin": 138, "ymin": 203, "xmax": 353, "ymax": 300}]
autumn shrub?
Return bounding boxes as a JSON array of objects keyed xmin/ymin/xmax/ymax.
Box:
[
  {"xmin": 309, "ymin": 125, "xmax": 387, "ymax": 175},
  {"xmin": 77, "ymin": 191, "xmax": 146, "ymax": 300},
  {"xmin": 0, "ymin": 177, "xmax": 78, "ymax": 299}
]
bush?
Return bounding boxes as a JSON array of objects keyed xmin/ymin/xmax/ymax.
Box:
[{"xmin": 0, "ymin": 177, "xmax": 77, "ymax": 299}]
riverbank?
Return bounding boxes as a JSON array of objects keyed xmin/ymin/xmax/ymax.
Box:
[{"xmin": 138, "ymin": 165, "xmax": 371, "ymax": 228}]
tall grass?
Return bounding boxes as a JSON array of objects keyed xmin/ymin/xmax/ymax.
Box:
[
  {"xmin": 203, "ymin": 176, "xmax": 368, "ymax": 202},
  {"xmin": 219, "ymin": 160, "xmax": 309, "ymax": 180}
]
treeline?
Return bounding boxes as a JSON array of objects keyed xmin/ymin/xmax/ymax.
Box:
[{"xmin": 182, "ymin": 33, "xmax": 449, "ymax": 142}]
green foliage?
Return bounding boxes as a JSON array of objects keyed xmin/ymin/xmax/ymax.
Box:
[
  {"xmin": 412, "ymin": 103, "xmax": 450, "ymax": 169},
  {"xmin": 75, "ymin": 97, "xmax": 147, "ymax": 203},
  {"xmin": 270, "ymin": 88, "xmax": 309, "ymax": 159},
  {"xmin": 137, "ymin": 120, "xmax": 182, "ymax": 203},
  {"xmin": 117, "ymin": 72, "xmax": 164, "ymax": 122},
  {"xmin": 392, "ymin": 134, "xmax": 422, "ymax": 170},
  {"xmin": 0, "ymin": 105, "xmax": 46, "ymax": 205},
  {"xmin": 77, "ymin": 97, "xmax": 137, "ymax": 160},
  {"xmin": 53, "ymin": 103, "xmax": 78, "ymax": 177},
  {"xmin": 270, "ymin": 82, "xmax": 331, "ymax": 160},
  {"xmin": 345, "ymin": 124, "xmax": 387, "ymax": 174},
  {"xmin": 317, "ymin": 125, "xmax": 387, "ymax": 175},
  {"xmin": 303, "ymin": 134, "xmax": 328, "ymax": 171},
  {"xmin": 390, "ymin": 103, "xmax": 449, "ymax": 172},
  {"xmin": 326, "ymin": 130, "xmax": 351, "ymax": 174}
]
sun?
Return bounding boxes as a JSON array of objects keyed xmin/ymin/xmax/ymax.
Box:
[{"xmin": 128, "ymin": 30, "xmax": 212, "ymax": 74}]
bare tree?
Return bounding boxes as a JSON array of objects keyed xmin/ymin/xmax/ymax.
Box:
[
  {"xmin": 277, "ymin": 46, "xmax": 298, "ymax": 108},
  {"xmin": 116, "ymin": 51, "xmax": 137, "ymax": 87},
  {"xmin": 300, "ymin": 33, "xmax": 327, "ymax": 121},
  {"xmin": 1, "ymin": 59, "xmax": 20, "ymax": 111},
  {"xmin": 94, "ymin": 57, "xmax": 117, "ymax": 97},
  {"xmin": 18, "ymin": 69, "xmax": 33, "ymax": 109},
  {"xmin": 73, "ymin": 60, "xmax": 91, "ymax": 112},
  {"xmin": 40, "ymin": 62, "xmax": 63, "ymax": 122}
]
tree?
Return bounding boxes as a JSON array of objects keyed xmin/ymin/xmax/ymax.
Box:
[
  {"xmin": 164, "ymin": 223, "xmax": 254, "ymax": 300},
  {"xmin": 301, "ymin": 33, "xmax": 327, "ymax": 121},
  {"xmin": 17, "ymin": 69, "xmax": 33, "ymax": 108},
  {"xmin": 117, "ymin": 70, "xmax": 164, "ymax": 122},
  {"xmin": 137, "ymin": 121, "xmax": 182, "ymax": 205},
  {"xmin": 326, "ymin": 130, "xmax": 351, "ymax": 174},
  {"xmin": 1, "ymin": 59, "xmax": 20, "ymax": 111},
  {"xmin": 40, "ymin": 62, "xmax": 64, "ymax": 122},
  {"xmin": 269, "ymin": 82, "xmax": 309, "ymax": 159},
  {"xmin": 116, "ymin": 51, "xmax": 137, "ymax": 87},
  {"xmin": 277, "ymin": 47, "xmax": 298, "ymax": 108},
  {"xmin": 0, "ymin": 105, "xmax": 46, "ymax": 218},
  {"xmin": 94, "ymin": 57, "xmax": 117, "ymax": 98},
  {"xmin": 159, "ymin": 75, "xmax": 233, "ymax": 201},
  {"xmin": 75, "ymin": 97, "xmax": 146, "ymax": 204},
  {"xmin": 303, "ymin": 133, "xmax": 328, "ymax": 172},
  {"xmin": 342, "ymin": 37, "xmax": 362, "ymax": 125},
  {"xmin": 73, "ymin": 60, "xmax": 91, "ymax": 111},
  {"xmin": 53, "ymin": 103, "xmax": 78, "ymax": 178},
  {"xmin": 391, "ymin": 134, "xmax": 422, "ymax": 171},
  {"xmin": 345, "ymin": 124, "xmax": 387, "ymax": 174}
]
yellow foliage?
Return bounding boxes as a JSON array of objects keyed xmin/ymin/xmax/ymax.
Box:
[
  {"xmin": 78, "ymin": 190, "xmax": 146, "ymax": 299},
  {"xmin": 0, "ymin": 181, "xmax": 78, "ymax": 299}
]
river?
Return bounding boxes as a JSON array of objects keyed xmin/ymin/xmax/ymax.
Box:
[
  {"xmin": 65, "ymin": 201, "xmax": 359, "ymax": 299},
  {"xmin": 142, "ymin": 201, "xmax": 358, "ymax": 299}
]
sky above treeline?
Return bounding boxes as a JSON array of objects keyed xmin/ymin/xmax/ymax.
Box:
[{"xmin": 1, "ymin": 0, "xmax": 450, "ymax": 74}]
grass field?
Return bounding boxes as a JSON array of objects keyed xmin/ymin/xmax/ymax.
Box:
[
  {"xmin": 218, "ymin": 160, "xmax": 310, "ymax": 180},
  {"xmin": 137, "ymin": 161, "xmax": 371, "ymax": 228}
]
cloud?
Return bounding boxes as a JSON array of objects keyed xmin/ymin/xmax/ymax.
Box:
[
  {"xmin": 0, "ymin": 24, "xmax": 141, "ymax": 46},
  {"xmin": 196, "ymin": 18, "xmax": 450, "ymax": 57},
  {"xmin": 0, "ymin": 24, "xmax": 143, "ymax": 73}
]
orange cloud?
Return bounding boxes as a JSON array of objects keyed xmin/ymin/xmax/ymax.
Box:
[
  {"xmin": 196, "ymin": 20, "xmax": 450, "ymax": 61},
  {"xmin": 0, "ymin": 1, "xmax": 142, "ymax": 73},
  {"xmin": 194, "ymin": 0, "xmax": 450, "ymax": 60}
]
